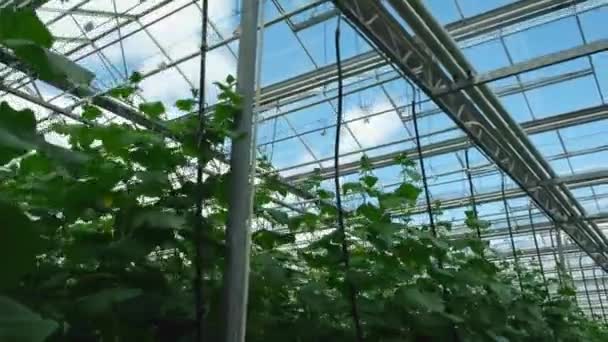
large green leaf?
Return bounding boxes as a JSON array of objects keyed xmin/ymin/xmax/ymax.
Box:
[
  {"xmin": 0, "ymin": 9, "xmax": 53, "ymax": 47},
  {"xmin": 3, "ymin": 40, "xmax": 94, "ymax": 85},
  {"xmin": 399, "ymin": 287, "xmax": 445, "ymax": 313},
  {"xmin": 264, "ymin": 208, "xmax": 289, "ymax": 225},
  {"xmin": 394, "ymin": 183, "xmax": 421, "ymax": 201},
  {"xmin": 77, "ymin": 288, "xmax": 143, "ymax": 315},
  {"xmin": 81, "ymin": 105, "xmax": 102, "ymax": 120},
  {"xmin": 0, "ymin": 9, "xmax": 97, "ymax": 85},
  {"xmin": 138, "ymin": 101, "xmax": 165, "ymax": 119},
  {"xmin": 131, "ymin": 209, "xmax": 186, "ymax": 231},
  {"xmin": 0, "ymin": 296, "xmax": 58, "ymax": 342},
  {"xmin": 0, "ymin": 102, "xmax": 87, "ymax": 167},
  {"xmin": 175, "ymin": 99, "xmax": 196, "ymax": 112},
  {"xmin": 253, "ymin": 229, "xmax": 294, "ymax": 250},
  {"xmin": 0, "ymin": 102, "xmax": 38, "ymax": 164},
  {"xmin": 0, "ymin": 201, "xmax": 43, "ymax": 289}
]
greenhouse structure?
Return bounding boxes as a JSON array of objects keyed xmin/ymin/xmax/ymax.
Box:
[{"xmin": 1, "ymin": 0, "xmax": 608, "ymax": 341}]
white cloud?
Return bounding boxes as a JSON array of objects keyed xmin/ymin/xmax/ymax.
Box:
[
  {"xmin": 40, "ymin": 0, "xmax": 238, "ymax": 108},
  {"xmin": 342, "ymin": 100, "xmax": 405, "ymax": 150},
  {"xmin": 278, "ymin": 99, "xmax": 407, "ymax": 176}
]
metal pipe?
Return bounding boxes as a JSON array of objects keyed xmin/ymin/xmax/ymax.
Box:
[{"xmin": 222, "ymin": 0, "xmax": 260, "ymax": 341}]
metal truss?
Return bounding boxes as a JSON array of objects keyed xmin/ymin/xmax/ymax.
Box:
[{"xmin": 332, "ymin": 0, "xmax": 608, "ymax": 271}]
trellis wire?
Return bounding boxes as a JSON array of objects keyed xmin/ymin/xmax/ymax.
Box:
[
  {"xmin": 528, "ymin": 203, "xmax": 549, "ymax": 295},
  {"xmin": 501, "ymin": 173, "xmax": 524, "ymax": 292},
  {"xmin": 334, "ymin": 15, "xmax": 364, "ymax": 342},
  {"xmin": 193, "ymin": 0, "xmax": 209, "ymax": 340}
]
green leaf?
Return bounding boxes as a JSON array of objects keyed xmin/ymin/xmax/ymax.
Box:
[
  {"xmin": 439, "ymin": 312, "xmax": 465, "ymax": 323},
  {"xmin": 316, "ymin": 189, "xmax": 334, "ymax": 200},
  {"xmin": 0, "ymin": 102, "xmax": 38, "ymax": 164},
  {"xmin": 264, "ymin": 208, "xmax": 289, "ymax": 225},
  {"xmin": 77, "ymin": 288, "xmax": 143, "ymax": 315},
  {"xmin": 361, "ymin": 175, "xmax": 378, "ymax": 188},
  {"xmin": 132, "ymin": 210, "xmax": 186, "ymax": 231},
  {"xmin": 379, "ymin": 194, "xmax": 404, "ymax": 209},
  {"xmin": 299, "ymin": 281, "xmax": 329, "ymax": 312},
  {"xmin": 3, "ymin": 40, "xmax": 93, "ymax": 85},
  {"xmin": 356, "ymin": 202, "xmax": 383, "ymax": 222},
  {"xmin": 0, "ymin": 201, "xmax": 43, "ymax": 289},
  {"xmin": 399, "ymin": 287, "xmax": 445, "ymax": 313},
  {"xmin": 254, "ymin": 252, "xmax": 289, "ymax": 285},
  {"xmin": 342, "ymin": 181, "xmax": 364, "ymax": 195},
  {"xmin": 0, "ymin": 296, "xmax": 58, "ymax": 342},
  {"xmin": 38, "ymin": 140, "xmax": 90, "ymax": 166},
  {"xmin": 369, "ymin": 222, "xmax": 402, "ymax": 247},
  {"xmin": 394, "ymin": 183, "xmax": 421, "ymax": 201},
  {"xmin": 394, "ymin": 153, "xmax": 415, "ymax": 167},
  {"xmin": 108, "ymin": 85, "xmax": 137, "ymax": 100},
  {"xmin": 0, "ymin": 8, "xmax": 53, "ymax": 48},
  {"xmin": 139, "ymin": 101, "xmax": 165, "ymax": 119},
  {"xmin": 287, "ymin": 213, "xmax": 317, "ymax": 232},
  {"xmin": 0, "ymin": 10, "xmax": 94, "ymax": 85},
  {"xmin": 360, "ymin": 154, "xmax": 372, "ymax": 171},
  {"xmin": 175, "ymin": 99, "xmax": 196, "ymax": 112},
  {"xmin": 253, "ymin": 229, "xmax": 294, "ymax": 250},
  {"xmin": 129, "ymin": 71, "xmax": 143, "ymax": 84},
  {"xmin": 81, "ymin": 104, "xmax": 102, "ymax": 120}
]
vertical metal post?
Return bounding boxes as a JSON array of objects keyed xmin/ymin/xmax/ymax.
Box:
[{"xmin": 222, "ymin": 1, "xmax": 260, "ymax": 341}]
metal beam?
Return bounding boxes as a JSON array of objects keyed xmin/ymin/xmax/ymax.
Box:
[
  {"xmin": 293, "ymin": 8, "xmax": 339, "ymax": 32},
  {"xmin": 394, "ymin": 172, "xmax": 608, "ymax": 218},
  {"xmin": 283, "ymin": 103, "xmax": 608, "ymax": 181},
  {"xmin": 333, "ymin": 0, "xmax": 608, "ymax": 270},
  {"xmin": 259, "ymin": 50, "xmax": 385, "ymax": 109},
  {"xmin": 434, "ymin": 39, "xmax": 608, "ymax": 96},
  {"xmin": 38, "ymin": 7, "xmax": 138, "ymax": 19},
  {"xmin": 542, "ymin": 169, "xmax": 608, "ymax": 186},
  {"xmin": 445, "ymin": 0, "xmax": 592, "ymax": 43}
]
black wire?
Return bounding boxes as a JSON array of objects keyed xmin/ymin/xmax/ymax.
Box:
[
  {"xmin": 601, "ymin": 275, "xmax": 608, "ymax": 323},
  {"xmin": 548, "ymin": 227, "xmax": 564, "ymax": 287},
  {"xmin": 464, "ymin": 147, "xmax": 482, "ymax": 241},
  {"xmin": 411, "ymin": 97, "xmax": 437, "ymax": 237},
  {"xmin": 500, "ymin": 174, "xmax": 524, "ymax": 292},
  {"xmin": 592, "ymin": 268, "xmax": 607, "ymax": 321},
  {"xmin": 194, "ymin": 1, "xmax": 209, "ymax": 341},
  {"xmin": 334, "ymin": 16, "xmax": 364, "ymax": 342},
  {"xmin": 580, "ymin": 257, "xmax": 596, "ymax": 318},
  {"xmin": 411, "ymin": 89, "xmax": 460, "ymax": 342},
  {"xmin": 528, "ymin": 205, "xmax": 549, "ymax": 295}
]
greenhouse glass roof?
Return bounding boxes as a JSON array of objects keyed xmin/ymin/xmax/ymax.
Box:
[{"xmin": 1, "ymin": 0, "xmax": 607, "ymax": 317}]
